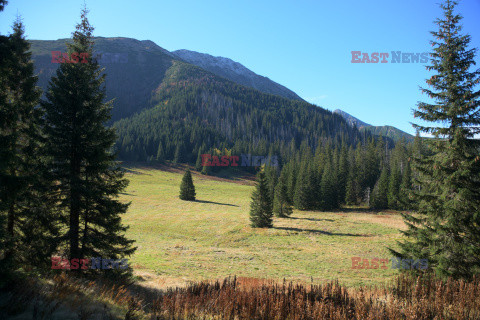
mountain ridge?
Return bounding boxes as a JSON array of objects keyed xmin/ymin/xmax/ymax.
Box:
[
  {"xmin": 172, "ymin": 49, "xmax": 303, "ymax": 101},
  {"xmin": 333, "ymin": 109, "xmax": 413, "ymax": 142}
]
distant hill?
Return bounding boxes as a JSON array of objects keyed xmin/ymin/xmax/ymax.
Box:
[
  {"xmin": 172, "ymin": 49, "xmax": 303, "ymax": 101},
  {"xmin": 333, "ymin": 109, "xmax": 413, "ymax": 142},
  {"xmin": 27, "ymin": 37, "xmax": 377, "ymax": 164}
]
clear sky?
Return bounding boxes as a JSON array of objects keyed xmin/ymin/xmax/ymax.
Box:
[{"xmin": 1, "ymin": 0, "xmax": 480, "ymax": 135}]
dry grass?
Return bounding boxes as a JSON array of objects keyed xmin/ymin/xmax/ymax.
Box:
[
  {"xmin": 4, "ymin": 272, "xmax": 480, "ymax": 319},
  {"xmin": 120, "ymin": 165, "xmax": 409, "ymax": 288}
]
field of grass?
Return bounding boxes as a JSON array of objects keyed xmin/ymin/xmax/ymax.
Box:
[{"xmin": 120, "ymin": 164, "xmax": 408, "ymax": 288}]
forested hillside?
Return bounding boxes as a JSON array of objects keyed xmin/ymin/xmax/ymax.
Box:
[{"xmin": 113, "ymin": 59, "xmax": 365, "ymax": 164}]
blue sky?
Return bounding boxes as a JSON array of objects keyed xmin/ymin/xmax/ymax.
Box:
[{"xmin": 1, "ymin": 0, "xmax": 480, "ymax": 135}]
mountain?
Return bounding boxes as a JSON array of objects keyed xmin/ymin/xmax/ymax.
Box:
[
  {"xmin": 30, "ymin": 37, "xmax": 178, "ymax": 122},
  {"xmin": 333, "ymin": 109, "xmax": 371, "ymax": 128},
  {"xmin": 28, "ymin": 37, "xmax": 370, "ymax": 164},
  {"xmin": 172, "ymin": 49, "xmax": 303, "ymax": 101},
  {"xmin": 114, "ymin": 60, "xmax": 362, "ymax": 162},
  {"xmin": 333, "ymin": 109, "xmax": 413, "ymax": 142}
]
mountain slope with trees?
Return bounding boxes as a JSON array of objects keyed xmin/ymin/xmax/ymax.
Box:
[{"xmin": 113, "ymin": 59, "xmax": 364, "ymax": 164}]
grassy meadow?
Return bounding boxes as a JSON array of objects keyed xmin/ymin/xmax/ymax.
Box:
[{"xmin": 120, "ymin": 163, "xmax": 408, "ymax": 289}]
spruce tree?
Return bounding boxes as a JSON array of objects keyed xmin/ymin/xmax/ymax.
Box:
[
  {"xmin": 156, "ymin": 141, "xmax": 165, "ymax": 163},
  {"xmin": 345, "ymin": 146, "xmax": 359, "ymax": 205},
  {"xmin": 344, "ymin": 175, "xmax": 358, "ymax": 205},
  {"xmin": 337, "ymin": 144, "xmax": 349, "ymax": 204},
  {"xmin": 0, "ymin": 18, "xmax": 58, "ymax": 272},
  {"xmin": 194, "ymin": 148, "xmax": 203, "ymax": 171},
  {"xmin": 273, "ymin": 168, "xmax": 293, "ymax": 217},
  {"xmin": 394, "ymin": 0, "xmax": 480, "ymax": 279},
  {"xmin": 0, "ymin": 0, "xmax": 11, "ymax": 276},
  {"xmin": 249, "ymin": 170, "xmax": 273, "ymax": 228},
  {"xmin": 293, "ymin": 161, "xmax": 310, "ymax": 210},
  {"xmin": 319, "ymin": 160, "xmax": 337, "ymax": 211},
  {"xmin": 41, "ymin": 8, "xmax": 136, "ymax": 265},
  {"xmin": 370, "ymin": 166, "xmax": 389, "ymax": 209},
  {"xmin": 399, "ymin": 161, "xmax": 413, "ymax": 210},
  {"xmin": 387, "ymin": 165, "xmax": 401, "ymax": 209},
  {"xmin": 179, "ymin": 169, "xmax": 196, "ymax": 201}
]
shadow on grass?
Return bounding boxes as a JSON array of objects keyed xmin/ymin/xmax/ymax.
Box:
[
  {"xmin": 338, "ymin": 207, "xmax": 406, "ymax": 215},
  {"xmin": 273, "ymin": 226, "xmax": 370, "ymax": 237},
  {"xmin": 289, "ymin": 216, "xmax": 334, "ymax": 222},
  {"xmin": 122, "ymin": 167, "xmax": 153, "ymax": 176},
  {"xmin": 120, "ymin": 192, "xmax": 136, "ymax": 196},
  {"xmin": 194, "ymin": 199, "xmax": 239, "ymax": 207}
]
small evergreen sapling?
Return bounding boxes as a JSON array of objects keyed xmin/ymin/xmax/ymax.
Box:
[{"xmin": 179, "ymin": 169, "xmax": 196, "ymax": 201}]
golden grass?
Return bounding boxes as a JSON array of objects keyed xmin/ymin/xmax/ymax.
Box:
[{"xmin": 119, "ymin": 164, "xmax": 409, "ymax": 289}]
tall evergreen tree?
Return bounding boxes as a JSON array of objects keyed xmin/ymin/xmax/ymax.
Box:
[
  {"xmin": 398, "ymin": 161, "xmax": 413, "ymax": 210},
  {"xmin": 387, "ymin": 165, "xmax": 401, "ymax": 209},
  {"xmin": 41, "ymin": 8, "xmax": 136, "ymax": 264},
  {"xmin": 319, "ymin": 160, "xmax": 337, "ymax": 211},
  {"xmin": 394, "ymin": 0, "xmax": 480, "ymax": 279},
  {"xmin": 194, "ymin": 148, "xmax": 203, "ymax": 171},
  {"xmin": 264, "ymin": 165, "xmax": 278, "ymax": 203},
  {"xmin": 249, "ymin": 170, "xmax": 273, "ymax": 228},
  {"xmin": 179, "ymin": 169, "xmax": 196, "ymax": 201},
  {"xmin": 0, "ymin": 0, "xmax": 12, "ymax": 277},
  {"xmin": 337, "ymin": 144, "xmax": 349, "ymax": 204},
  {"xmin": 156, "ymin": 140, "xmax": 165, "ymax": 163},
  {"xmin": 370, "ymin": 166, "xmax": 389, "ymax": 209},
  {"xmin": 344, "ymin": 175, "xmax": 358, "ymax": 205},
  {"xmin": 0, "ymin": 17, "xmax": 58, "ymax": 272},
  {"xmin": 273, "ymin": 168, "xmax": 293, "ymax": 217},
  {"xmin": 293, "ymin": 161, "xmax": 310, "ymax": 210}
]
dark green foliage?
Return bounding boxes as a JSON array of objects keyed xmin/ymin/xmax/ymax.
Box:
[
  {"xmin": 370, "ymin": 166, "xmax": 389, "ymax": 209},
  {"xmin": 394, "ymin": 0, "xmax": 480, "ymax": 279},
  {"xmin": 399, "ymin": 161, "xmax": 413, "ymax": 209},
  {"xmin": 0, "ymin": 18, "xmax": 58, "ymax": 273},
  {"xmin": 156, "ymin": 141, "xmax": 165, "ymax": 163},
  {"xmin": 319, "ymin": 160, "xmax": 338, "ymax": 211},
  {"xmin": 41, "ymin": 8, "xmax": 136, "ymax": 265},
  {"xmin": 273, "ymin": 168, "xmax": 293, "ymax": 217},
  {"xmin": 179, "ymin": 169, "xmax": 196, "ymax": 201},
  {"xmin": 264, "ymin": 166, "xmax": 278, "ymax": 204},
  {"xmin": 337, "ymin": 144, "xmax": 348, "ymax": 204},
  {"xmin": 194, "ymin": 149, "xmax": 203, "ymax": 171},
  {"xmin": 201, "ymin": 163, "xmax": 210, "ymax": 175},
  {"xmin": 387, "ymin": 166, "xmax": 401, "ymax": 209},
  {"xmin": 249, "ymin": 171, "xmax": 273, "ymax": 228},
  {"xmin": 344, "ymin": 176, "xmax": 359, "ymax": 205},
  {"xmin": 293, "ymin": 163, "xmax": 310, "ymax": 210}
]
